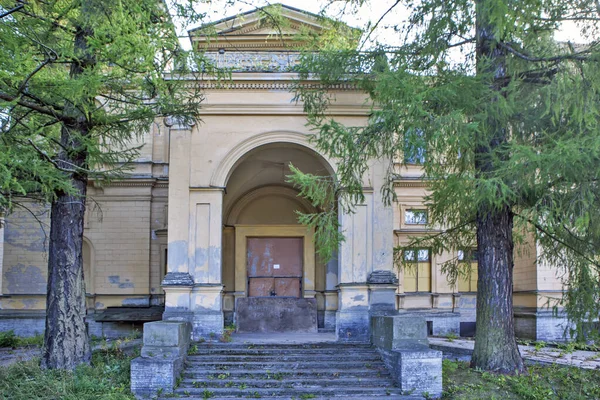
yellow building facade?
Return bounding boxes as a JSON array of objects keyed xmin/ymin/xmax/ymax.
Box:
[{"xmin": 0, "ymin": 5, "xmax": 568, "ymax": 341}]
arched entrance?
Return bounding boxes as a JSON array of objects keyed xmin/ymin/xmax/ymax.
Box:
[{"xmin": 221, "ymin": 143, "xmax": 336, "ymax": 332}]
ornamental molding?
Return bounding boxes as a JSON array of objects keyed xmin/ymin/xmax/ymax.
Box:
[
  {"xmin": 187, "ymin": 81, "xmax": 357, "ymax": 91},
  {"xmin": 90, "ymin": 178, "xmax": 168, "ymax": 189},
  {"xmin": 393, "ymin": 180, "xmax": 429, "ymax": 188},
  {"xmin": 164, "ymin": 116, "xmax": 196, "ymax": 130},
  {"xmin": 198, "ymin": 41, "xmax": 305, "ymax": 50},
  {"xmin": 203, "ymin": 51, "xmax": 301, "ymax": 72},
  {"xmin": 198, "ymin": 103, "xmax": 370, "ymax": 116}
]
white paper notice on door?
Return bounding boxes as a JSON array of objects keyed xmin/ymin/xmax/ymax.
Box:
[{"xmin": 273, "ymin": 264, "xmax": 280, "ymax": 269}]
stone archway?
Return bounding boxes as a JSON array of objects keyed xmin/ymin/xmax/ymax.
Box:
[{"xmin": 220, "ymin": 142, "xmax": 335, "ymax": 332}]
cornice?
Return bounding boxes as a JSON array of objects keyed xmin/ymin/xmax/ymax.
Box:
[
  {"xmin": 90, "ymin": 178, "xmax": 168, "ymax": 189},
  {"xmin": 198, "ymin": 103, "xmax": 370, "ymax": 116},
  {"xmin": 393, "ymin": 180, "xmax": 429, "ymax": 188},
  {"xmin": 190, "ymin": 81, "xmax": 357, "ymax": 91}
]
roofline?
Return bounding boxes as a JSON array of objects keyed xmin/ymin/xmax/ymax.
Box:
[{"xmin": 187, "ymin": 3, "xmax": 325, "ymax": 35}]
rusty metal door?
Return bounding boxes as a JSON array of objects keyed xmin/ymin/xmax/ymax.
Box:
[{"xmin": 247, "ymin": 237, "xmax": 303, "ymax": 297}]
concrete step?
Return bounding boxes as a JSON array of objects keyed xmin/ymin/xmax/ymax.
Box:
[
  {"xmin": 180, "ymin": 377, "xmax": 393, "ymax": 388},
  {"xmin": 173, "ymin": 386, "xmax": 405, "ymax": 397},
  {"xmin": 187, "ymin": 353, "xmax": 382, "ymax": 362},
  {"xmin": 173, "ymin": 343, "xmax": 403, "ymax": 399},
  {"xmin": 190, "ymin": 343, "xmax": 374, "ymax": 351},
  {"xmin": 189, "ymin": 348, "xmax": 378, "ymax": 355},
  {"xmin": 183, "ymin": 368, "xmax": 391, "ymax": 378},
  {"xmin": 185, "ymin": 360, "xmax": 387, "ymax": 370},
  {"xmin": 161, "ymin": 396, "xmax": 417, "ymax": 400}
]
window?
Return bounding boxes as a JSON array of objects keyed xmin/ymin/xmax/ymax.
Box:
[
  {"xmin": 404, "ymin": 128, "xmax": 426, "ymax": 164},
  {"xmin": 405, "ymin": 209, "xmax": 428, "ymax": 225},
  {"xmin": 458, "ymin": 248, "xmax": 478, "ymax": 292},
  {"xmin": 403, "ymin": 248, "xmax": 431, "ymax": 292}
]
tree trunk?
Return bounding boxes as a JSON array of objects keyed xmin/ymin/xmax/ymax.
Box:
[
  {"xmin": 41, "ymin": 6, "xmax": 95, "ymax": 369},
  {"xmin": 471, "ymin": 0, "xmax": 526, "ymax": 373},
  {"xmin": 41, "ymin": 173, "xmax": 91, "ymax": 370},
  {"xmin": 471, "ymin": 206, "xmax": 525, "ymax": 372}
]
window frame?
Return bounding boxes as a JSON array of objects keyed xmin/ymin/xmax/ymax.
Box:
[{"xmin": 402, "ymin": 247, "xmax": 432, "ymax": 293}]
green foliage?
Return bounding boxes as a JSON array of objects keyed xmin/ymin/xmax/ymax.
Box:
[
  {"xmin": 292, "ymin": 0, "xmax": 600, "ymax": 341},
  {"xmin": 442, "ymin": 360, "xmax": 600, "ymax": 399},
  {"xmin": 0, "ymin": 349, "xmax": 136, "ymax": 399},
  {"xmin": 0, "ymin": 0, "xmax": 210, "ymax": 212},
  {"xmin": 0, "ymin": 330, "xmax": 19, "ymax": 348},
  {"xmin": 0, "ymin": 331, "xmax": 42, "ymax": 348}
]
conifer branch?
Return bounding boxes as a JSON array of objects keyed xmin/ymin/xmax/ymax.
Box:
[
  {"xmin": 0, "ymin": 92, "xmax": 76, "ymax": 125},
  {"xmin": 0, "ymin": 3, "xmax": 24, "ymax": 19}
]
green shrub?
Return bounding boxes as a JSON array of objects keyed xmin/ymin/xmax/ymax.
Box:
[{"xmin": 0, "ymin": 331, "xmax": 19, "ymax": 348}]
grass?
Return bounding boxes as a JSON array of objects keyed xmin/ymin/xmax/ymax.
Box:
[
  {"xmin": 443, "ymin": 360, "xmax": 600, "ymax": 399},
  {"xmin": 0, "ymin": 331, "xmax": 44, "ymax": 348},
  {"xmin": 1, "ymin": 341, "xmax": 599, "ymax": 400},
  {"xmin": 0, "ymin": 347, "xmax": 137, "ymax": 399}
]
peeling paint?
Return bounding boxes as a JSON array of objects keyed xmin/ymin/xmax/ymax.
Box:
[
  {"xmin": 352, "ymin": 294, "xmax": 365, "ymax": 302},
  {"xmin": 192, "ymin": 245, "xmax": 221, "ymax": 283},
  {"xmin": 108, "ymin": 275, "xmax": 135, "ymax": 289},
  {"xmin": 167, "ymin": 240, "xmax": 187, "ymax": 273},
  {"xmin": 22, "ymin": 299, "xmax": 39, "ymax": 309},
  {"xmin": 4, "ymin": 222, "xmax": 47, "ymax": 252},
  {"xmin": 122, "ymin": 297, "xmax": 149, "ymax": 307},
  {"xmin": 5, "ymin": 264, "xmax": 46, "ymax": 294}
]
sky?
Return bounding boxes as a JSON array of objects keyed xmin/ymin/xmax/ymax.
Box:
[{"xmin": 176, "ymin": 0, "xmax": 593, "ymax": 50}]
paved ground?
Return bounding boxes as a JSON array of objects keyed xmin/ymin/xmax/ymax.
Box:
[
  {"xmin": 429, "ymin": 337, "xmax": 600, "ymax": 370},
  {"xmin": 0, "ymin": 346, "xmax": 39, "ymax": 367}
]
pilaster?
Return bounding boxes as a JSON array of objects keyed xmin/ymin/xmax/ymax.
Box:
[{"xmin": 336, "ymin": 159, "xmax": 395, "ymax": 341}]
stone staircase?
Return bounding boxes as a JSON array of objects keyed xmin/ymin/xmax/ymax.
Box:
[{"xmin": 162, "ymin": 342, "xmax": 420, "ymax": 399}]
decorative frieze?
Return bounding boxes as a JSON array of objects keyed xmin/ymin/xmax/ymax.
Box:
[{"xmin": 203, "ymin": 51, "xmax": 301, "ymax": 72}]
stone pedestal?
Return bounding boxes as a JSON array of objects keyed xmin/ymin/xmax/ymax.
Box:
[
  {"xmin": 368, "ymin": 270, "xmax": 399, "ymax": 315},
  {"xmin": 236, "ymin": 297, "xmax": 317, "ymax": 333},
  {"xmin": 131, "ymin": 321, "xmax": 191, "ymax": 399},
  {"xmin": 371, "ymin": 315, "xmax": 443, "ymax": 398}
]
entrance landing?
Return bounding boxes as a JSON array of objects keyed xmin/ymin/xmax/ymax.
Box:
[{"xmin": 228, "ymin": 332, "xmax": 336, "ymax": 344}]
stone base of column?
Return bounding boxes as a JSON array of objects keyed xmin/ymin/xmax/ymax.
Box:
[
  {"xmin": 191, "ymin": 312, "xmax": 224, "ymax": 340},
  {"xmin": 514, "ymin": 308, "xmax": 574, "ymax": 341},
  {"xmin": 190, "ymin": 284, "xmax": 224, "ymax": 340},
  {"xmin": 336, "ymin": 284, "xmax": 370, "ymax": 342},
  {"xmin": 162, "ymin": 272, "xmax": 194, "ymax": 325},
  {"xmin": 336, "ymin": 310, "xmax": 370, "ymax": 342},
  {"xmin": 323, "ymin": 310, "xmax": 337, "ymax": 330}
]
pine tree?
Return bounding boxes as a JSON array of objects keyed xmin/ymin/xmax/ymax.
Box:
[
  {"xmin": 292, "ymin": 0, "xmax": 600, "ymax": 373},
  {"xmin": 0, "ymin": 0, "xmax": 207, "ymax": 370}
]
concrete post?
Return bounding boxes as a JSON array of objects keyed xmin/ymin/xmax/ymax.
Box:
[
  {"xmin": 131, "ymin": 321, "xmax": 191, "ymax": 398},
  {"xmin": 371, "ymin": 315, "xmax": 443, "ymax": 398}
]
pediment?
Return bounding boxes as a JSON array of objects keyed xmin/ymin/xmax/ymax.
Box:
[{"xmin": 189, "ymin": 4, "xmax": 328, "ymax": 51}]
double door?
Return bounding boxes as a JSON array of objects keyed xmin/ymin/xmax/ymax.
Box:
[{"xmin": 246, "ymin": 237, "xmax": 303, "ymax": 298}]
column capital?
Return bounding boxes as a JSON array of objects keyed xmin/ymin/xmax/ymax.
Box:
[
  {"xmin": 162, "ymin": 272, "xmax": 194, "ymax": 287},
  {"xmin": 164, "ymin": 116, "xmax": 196, "ymax": 130},
  {"xmin": 368, "ymin": 270, "xmax": 399, "ymax": 285}
]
